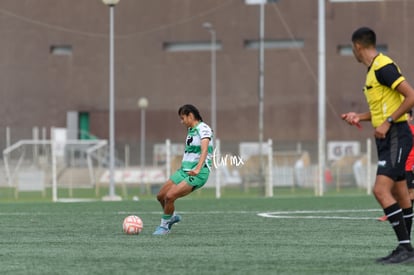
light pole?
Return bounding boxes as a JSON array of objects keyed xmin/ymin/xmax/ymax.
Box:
[
  {"xmin": 203, "ymin": 22, "xmax": 221, "ymax": 198},
  {"xmin": 202, "ymin": 22, "xmax": 217, "ymax": 137},
  {"xmin": 317, "ymin": 0, "xmax": 326, "ymax": 196},
  {"xmin": 102, "ymin": 0, "xmax": 121, "ymax": 201},
  {"xmin": 245, "ymin": 0, "xmax": 278, "ymax": 197},
  {"xmin": 137, "ymin": 97, "xmax": 149, "ymax": 175},
  {"xmin": 258, "ymin": 3, "xmax": 265, "ymax": 195}
]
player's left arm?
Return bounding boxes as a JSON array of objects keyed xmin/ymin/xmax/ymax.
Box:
[
  {"xmin": 376, "ymin": 80, "xmax": 414, "ymax": 134},
  {"xmin": 377, "ymin": 63, "xmax": 414, "ymax": 119},
  {"xmin": 376, "ymin": 80, "xmax": 414, "ymax": 139},
  {"xmin": 187, "ymin": 138, "xmax": 210, "ymax": 176},
  {"xmin": 392, "ymin": 80, "xmax": 414, "ymax": 120},
  {"xmin": 375, "ymin": 63, "xmax": 414, "ymax": 138}
]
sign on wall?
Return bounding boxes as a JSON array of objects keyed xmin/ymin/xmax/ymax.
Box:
[{"xmin": 327, "ymin": 141, "xmax": 360, "ymax": 161}]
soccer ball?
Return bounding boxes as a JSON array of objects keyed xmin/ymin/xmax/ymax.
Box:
[{"xmin": 122, "ymin": 215, "xmax": 143, "ymax": 235}]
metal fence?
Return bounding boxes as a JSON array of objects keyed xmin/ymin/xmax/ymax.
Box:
[{"xmin": 0, "ymin": 126, "xmax": 376, "ymax": 200}]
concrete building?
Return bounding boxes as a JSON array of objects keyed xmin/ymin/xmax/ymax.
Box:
[{"xmin": 0, "ymin": 0, "xmax": 413, "ymax": 162}]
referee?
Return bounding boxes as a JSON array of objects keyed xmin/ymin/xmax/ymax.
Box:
[{"xmin": 342, "ymin": 27, "xmax": 414, "ymax": 264}]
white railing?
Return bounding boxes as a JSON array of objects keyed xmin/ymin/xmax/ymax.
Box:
[{"xmin": 3, "ymin": 139, "xmax": 108, "ymax": 201}]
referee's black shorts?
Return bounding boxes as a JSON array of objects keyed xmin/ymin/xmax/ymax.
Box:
[{"xmin": 376, "ymin": 122, "xmax": 413, "ymax": 181}]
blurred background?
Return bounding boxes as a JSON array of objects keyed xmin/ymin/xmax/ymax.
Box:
[{"xmin": 0, "ymin": 0, "xmax": 412, "ymax": 200}]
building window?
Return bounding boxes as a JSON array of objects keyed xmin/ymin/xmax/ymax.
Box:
[
  {"xmin": 244, "ymin": 39, "xmax": 304, "ymax": 50},
  {"xmin": 163, "ymin": 42, "xmax": 222, "ymax": 52},
  {"xmin": 337, "ymin": 44, "xmax": 388, "ymax": 56},
  {"xmin": 50, "ymin": 45, "xmax": 73, "ymax": 56}
]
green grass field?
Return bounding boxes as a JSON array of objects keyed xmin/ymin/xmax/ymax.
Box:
[{"xmin": 1, "ymin": 194, "xmax": 414, "ymax": 274}]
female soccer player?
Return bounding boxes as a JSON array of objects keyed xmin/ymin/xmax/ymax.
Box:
[{"xmin": 153, "ymin": 104, "xmax": 213, "ymax": 235}]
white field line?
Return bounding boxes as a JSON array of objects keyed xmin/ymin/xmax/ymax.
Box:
[
  {"xmin": 257, "ymin": 209, "xmax": 383, "ymax": 220},
  {"xmin": 120, "ymin": 209, "xmax": 384, "ymax": 221}
]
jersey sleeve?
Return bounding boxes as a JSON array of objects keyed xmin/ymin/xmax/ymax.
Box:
[
  {"xmin": 198, "ymin": 123, "xmax": 212, "ymax": 140},
  {"xmin": 375, "ymin": 63, "xmax": 405, "ymax": 89}
]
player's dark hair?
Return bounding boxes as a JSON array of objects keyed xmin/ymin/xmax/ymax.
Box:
[
  {"xmin": 178, "ymin": 104, "xmax": 203, "ymax": 121},
  {"xmin": 352, "ymin": 27, "xmax": 376, "ymax": 47}
]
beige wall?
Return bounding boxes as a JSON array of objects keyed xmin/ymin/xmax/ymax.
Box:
[{"xmin": 0, "ymin": 0, "xmax": 413, "ymax": 145}]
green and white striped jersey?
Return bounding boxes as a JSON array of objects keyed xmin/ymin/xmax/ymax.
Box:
[{"xmin": 181, "ymin": 122, "xmax": 213, "ymax": 171}]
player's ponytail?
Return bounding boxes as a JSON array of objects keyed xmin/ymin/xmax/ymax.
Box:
[{"xmin": 178, "ymin": 104, "xmax": 203, "ymax": 121}]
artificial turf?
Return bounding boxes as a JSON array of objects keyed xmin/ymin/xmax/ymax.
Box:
[{"xmin": 1, "ymin": 195, "xmax": 413, "ymax": 274}]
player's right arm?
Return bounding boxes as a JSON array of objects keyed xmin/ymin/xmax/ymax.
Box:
[{"xmin": 341, "ymin": 111, "xmax": 371, "ymax": 126}]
